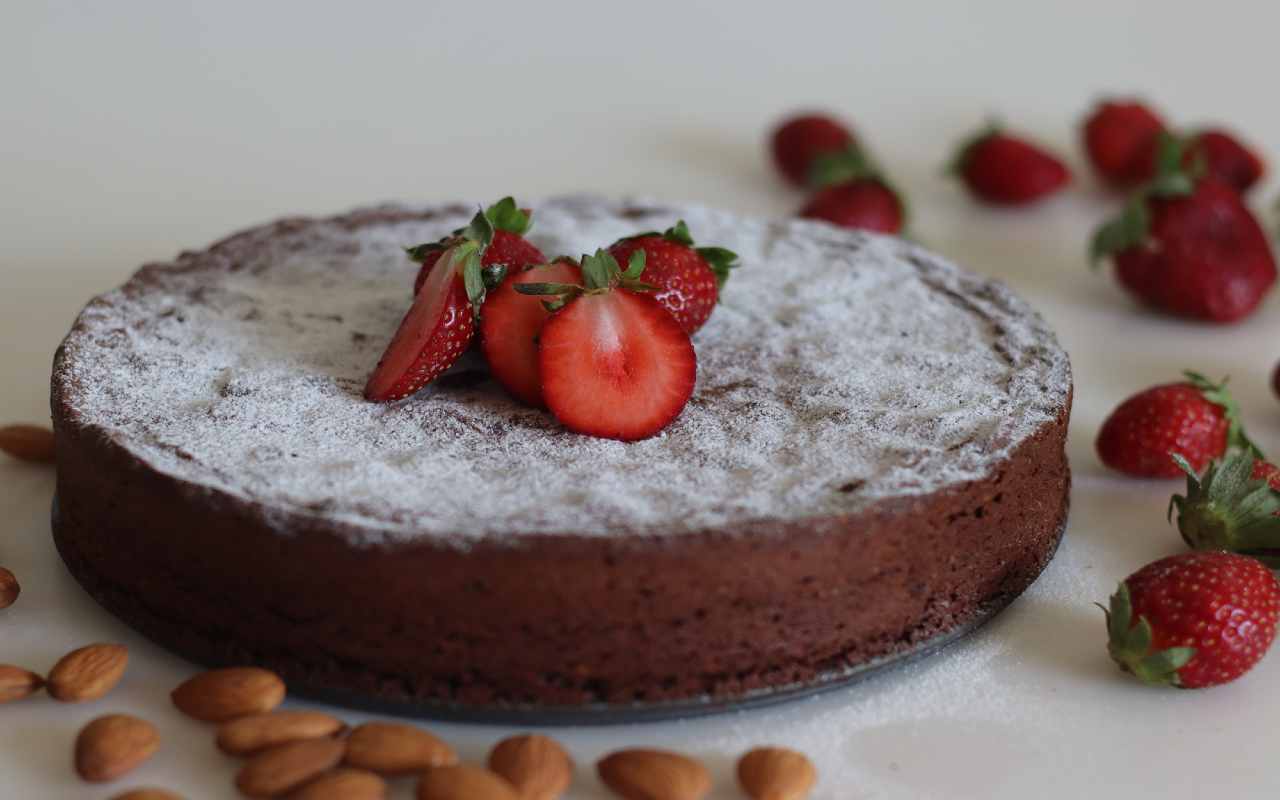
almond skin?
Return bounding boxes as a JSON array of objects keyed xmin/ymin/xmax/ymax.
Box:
[
  {"xmin": 216, "ymin": 710, "xmax": 345, "ymax": 756},
  {"xmin": 737, "ymin": 746, "xmax": 817, "ymax": 800},
  {"xmin": 47, "ymin": 643, "xmax": 129, "ymax": 702},
  {"xmin": 488, "ymin": 734, "xmax": 573, "ymax": 800},
  {"xmin": 171, "ymin": 666, "xmax": 285, "ymax": 722},
  {"xmin": 74, "ymin": 714, "xmax": 160, "ymax": 782},
  {"xmin": 109, "ymin": 790, "xmax": 184, "ymax": 800},
  {"xmin": 288, "ymin": 768, "xmax": 387, "ymax": 800},
  {"xmin": 0, "ymin": 566, "xmax": 19, "ymax": 609},
  {"xmin": 343, "ymin": 721, "xmax": 457, "ymax": 775},
  {"xmin": 597, "ymin": 749, "xmax": 711, "ymax": 800},
  {"xmin": 236, "ymin": 737, "xmax": 346, "ymax": 798},
  {"xmin": 417, "ymin": 765, "xmax": 520, "ymax": 800},
  {"xmin": 0, "ymin": 664, "xmax": 45, "ymax": 703},
  {"xmin": 0, "ymin": 424, "xmax": 56, "ymax": 463}
]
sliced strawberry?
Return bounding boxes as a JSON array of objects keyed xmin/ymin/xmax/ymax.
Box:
[
  {"xmin": 412, "ymin": 198, "xmax": 544, "ymax": 296},
  {"xmin": 519, "ymin": 251, "xmax": 696, "ymax": 441},
  {"xmin": 365, "ymin": 244, "xmax": 477, "ymax": 402},
  {"xmin": 480, "ymin": 258, "xmax": 583, "ymax": 407}
]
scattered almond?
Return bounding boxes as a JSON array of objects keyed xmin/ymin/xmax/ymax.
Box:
[
  {"xmin": 417, "ymin": 765, "xmax": 520, "ymax": 800},
  {"xmin": 235, "ymin": 737, "xmax": 346, "ymax": 798},
  {"xmin": 0, "ymin": 664, "xmax": 45, "ymax": 703},
  {"xmin": 737, "ymin": 746, "xmax": 817, "ymax": 800},
  {"xmin": 109, "ymin": 790, "xmax": 184, "ymax": 800},
  {"xmin": 0, "ymin": 566, "xmax": 19, "ymax": 609},
  {"xmin": 288, "ymin": 768, "xmax": 387, "ymax": 800},
  {"xmin": 47, "ymin": 643, "xmax": 129, "ymax": 702},
  {"xmin": 216, "ymin": 710, "xmax": 345, "ymax": 756},
  {"xmin": 171, "ymin": 666, "xmax": 285, "ymax": 722},
  {"xmin": 597, "ymin": 749, "xmax": 711, "ymax": 800},
  {"xmin": 74, "ymin": 713, "xmax": 160, "ymax": 782},
  {"xmin": 0, "ymin": 424, "xmax": 56, "ymax": 463},
  {"xmin": 488, "ymin": 734, "xmax": 573, "ymax": 800},
  {"xmin": 343, "ymin": 721, "xmax": 457, "ymax": 775}
]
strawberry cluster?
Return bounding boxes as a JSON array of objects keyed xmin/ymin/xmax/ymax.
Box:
[
  {"xmin": 364, "ymin": 198, "xmax": 738, "ymax": 442},
  {"xmin": 1096, "ymin": 370, "xmax": 1280, "ymax": 689}
]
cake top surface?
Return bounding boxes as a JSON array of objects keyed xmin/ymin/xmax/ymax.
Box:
[{"xmin": 54, "ymin": 197, "xmax": 1071, "ymax": 547}]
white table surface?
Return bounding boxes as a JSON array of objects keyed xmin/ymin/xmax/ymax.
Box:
[{"xmin": 4, "ymin": 1, "xmax": 1280, "ymax": 797}]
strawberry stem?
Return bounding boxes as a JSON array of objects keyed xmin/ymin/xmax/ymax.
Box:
[{"xmin": 1103, "ymin": 583, "xmax": 1194, "ymax": 687}]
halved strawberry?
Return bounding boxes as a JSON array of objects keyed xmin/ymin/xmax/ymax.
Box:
[
  {"xmin": 412, "ymin": 198, "xmax": 546, "ymax": 296},
  {"xmin": 365, "ymin": 211, "xmax": 505, "ymax": 402},
  {"xmin": 480, "ymin": 258, "xmax": 583, "ymax": 407},
  {"xmin": 517, "ymin": 251, "xmax": 696, "ymax": 441}
]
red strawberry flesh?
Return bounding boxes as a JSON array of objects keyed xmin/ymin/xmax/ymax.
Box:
[
  {"xmin": 480, "ymin": 259, "xmax": 583, "ymax": 407},
  {"xmin": 366, "ymin": 247, "xmax": 473, "ymax": 402},
  {"xmin": 539, "ymin": 290, "xmax": 696, "ymax": 441}
]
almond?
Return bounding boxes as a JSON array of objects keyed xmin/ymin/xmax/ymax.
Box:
[
  {"xmin": 74, "ymin": 714, "xmax": 160, "ymax": 782},
  {"xmin": 217, "ymin": 710, "xmax": 345, "ymax": 756},
  {"xmin": 171, "ymin": 666, "xmax": 285, "ymax": 722},
  {"xmin": 235, "ymin": 737, "xmax": 346, "ymax": 798},
  {"xmin": 737, "ymin": 746, "xmax": 817, "ymax": 800},
  {"xmin": 0, "ymin": 424, "xmax": 56, "ymax": 463},
  {"xmin": 109, "ymin": 790, "xmax": 184, "ymax": 800},
  {"xmin": 0, "ymin": 664, "xmax": 45, "ymax": 703},
  {"xmin": 597, "ymin": 749, "xmax": 711, "ymax": 800},
  {"xmin": 47, "ymin": 643, "xmax": 129, "ymax": 702},
  {"xmin": 417, "ymin": 765, "xmax": 520, "ymax": 800},
  {"xmin": 488, "ymin": 734, "xmax": 573, "ymax": 800},
  {"xmin": 288, "ymin": 768, "xmax": 387, "ymax": 800},
  {"xmin": 343, "ymin": 721, "xmax": 457, "ymax": 775},
  {"xmin": 0, "ymin": 566, "xmax": 19, "ymax": 609}
]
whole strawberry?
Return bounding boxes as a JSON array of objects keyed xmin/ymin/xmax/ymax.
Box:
[
  {"xmin": 1095, "ymin": 371, "xmax": 1258, "ymax": 478},
  {"xmin": 949, "ymin": 124, "xmax": 1071, "ymax": 206},
  {"xmin": 607, "ymin": 221, "xmax": 738, "ymax": 334},
  {"xmin": 412, "ymin": 198, "xmax": 545, "ymax": 296},
  {"xmin": 770, "ymin": 113, "xmax": 855, "ymax": 186},
  {"xmin": 1104, "ymin": 551, "xmax": 1280, "ymax": 688},
  {"xmin": 1091, "ymin": 137, "xmax": 1276, "ymax": 323},
  {"xmin": 1082, "ymin": 99, "xmax": 1166, "ymax": 188},
  {"xmin": 799, "ymin": 144, "xmax": 906, "ymax": 234},
  {"xmin": 1134, "ymin": 129, "xmax": 1266, "ymax": 194},
  {"xmin": 1169, "ymin": 451, "xmax": 1280, "ymax": 566}
]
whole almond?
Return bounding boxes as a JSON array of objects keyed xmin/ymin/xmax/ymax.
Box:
[
  {"xmin": 74, "ymin": 714, "xmax": 160, "ymax": 782},
  {"xmin": 488, "ymin": 734, "xmax": 573, "ymax": 800},
  {"xmin": 0, "ymin": 664, "xmax": 45, "ymax": 703},
  {"xmin": 109, "ymin": 790, "xmax": 185, "ymax": 800},
  {"xmin": 48, "ymin": 643, "xmax": 129, "ymax": 702},
  {"xmin": 236, "ymin": 737, "xmax": 346, "ymax": 798},
  {"xmin": 0, "ymin": 424, "xmax": 56, "ymax": 463},
  {"xmin": 597, "ymin": 749, "xmax": 710, "ymax": 800},
  {"xmin": 343, "ymin": 721, "xmax": 457, "ymax": 775},
  {"xmin": 288, "ymin": 768, "xmax": 387, "ymax": 800},
  {"xmin": 217, "ymin": 710, "xmax": 345, "ymax": 756},
  {"xmin": 171, "ymin": 666, "xmax": 285, "ymax": 722},
  {"xmin": 417, "ymin": 765, "xmax": 519, "ymax": 800},
  {"xmin": 737, "ymin": 746, "xmax": 817, "ymax": 800},
  {"xmin": 0, "ymin": 566, "xmax": 19, "ymax": 608}
]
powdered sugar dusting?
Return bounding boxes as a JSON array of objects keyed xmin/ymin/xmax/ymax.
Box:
[{"xmin": 54, "ymin": 197, "xmax": 1071, "ymax": 546}]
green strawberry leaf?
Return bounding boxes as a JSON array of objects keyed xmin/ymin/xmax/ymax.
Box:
[
  {"xmin": 460, "ymin": 248, "xmax": 486, "ymax": 315},
  {"xmin": 514, "ymin": 282, "xmax": 584, "ymax": 296},
  {"xmin": 404, "ymin": 241, "xmax": 447, "ymax": 263},
  {"xmin": 481, "ymin": 264, "xmax": 508, "ymax": 289},
  {"xmin": 484, "ymin": 197, "xmax": 531, "ymax": 235},
  {"xmin": 696, "ymin": 246, "xmax": 739, "ymax": 290},
  {"xmin": 622, "ymin": 250, "xmax": 646, "ymax": 281},
  {"xmin": 808, "ymin": 143, "xmax": 879, "ymax": 188},
  {"xmin": 580, "ymin": 249, "xmax": 621, "ymax": 291},
  {"xmin": 664, "ymin": 220, "xmax": 694, "ymax": 247},
  {"xmin": 1089, "ymin": 198, "xmax": 1150, "ymax": 266},
  {"xmin": 461, "ymin": 208, "xmax": 495, "ymax": 249}
]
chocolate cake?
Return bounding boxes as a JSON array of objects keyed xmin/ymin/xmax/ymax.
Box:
[{"xmin": 50, "ymin": 197, "xmax": 1072, "ymax": 719}]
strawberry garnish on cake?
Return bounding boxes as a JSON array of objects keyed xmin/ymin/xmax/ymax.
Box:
[
  {"xmin": 516, "ymin": 250, "xmax": 696, "ymax": 441},
  {"xmin": 606, "ymin": 221, "xmax": 738, "ymax": 334},
  {"xmin": 366, "ymin": 198, "xmax": 544, "ymax": 402},
  {"xmin": 480, "ymin": 257, "xmax": 584, "ymax": 408}
]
